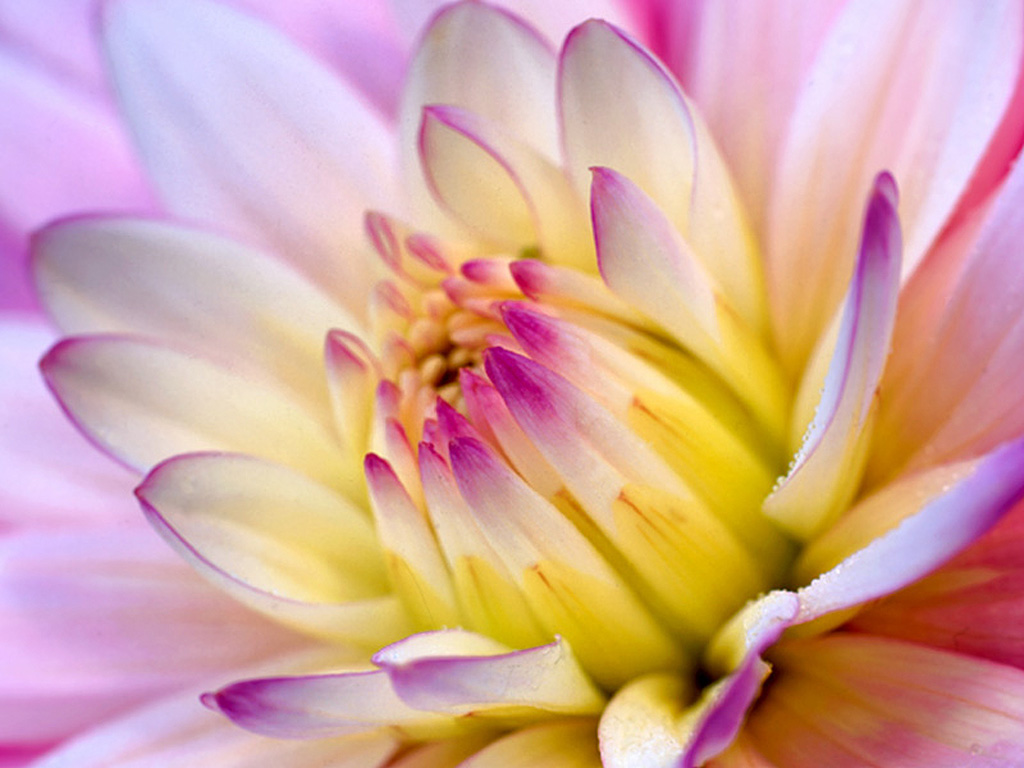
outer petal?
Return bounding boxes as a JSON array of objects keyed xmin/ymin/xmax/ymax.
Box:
[
  {"xmin": 40, "ymin": 336, "xmax": 351, "ymax": 494},
  {"xmin": 33, "ymin": 217, "xmax": 359, "ymax": 414},
  {"xmin": 766, "ymin": 0, "xmax": 1023, "ymax": 373},
  {"xmin": 660, "ymin": 0, "xmax": 844, "ymax": 234},
  {"xmin": 873, "ymin": 144, "xmax": 1024, "ymax": 478},
  {"xmin": 0, "ymin": 318, "xmax": 136, "ymax": 528},
  {"xmin": 0, "ymin": 525, "xmax": 298, "ymax": 745},
  {"xmin": 850, "ymin": 497, "xmax": 1024, "ymax": 669},
  {"xmin": 137, "ymin": 452, "xmax": 407, "ymax": 646},
  {"xmin": 747, "ymin": 634, "xmax": 1024, "ymax": 767},
  {"xmin": 104, "ymin": 0, "xmax": 395, "ymax": 318},
  {"xmin": 32, "ymin": 656, "xmax": 398, "ymax": 767}
]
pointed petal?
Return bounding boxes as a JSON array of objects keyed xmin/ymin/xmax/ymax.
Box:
[
  {"xmin": 40, "ymin": 336, "xmax": 351, "ymax": 493},
  {"xmin": 559, "ymin": 21, "xmax": 763, "ymax": 326},
  {"xmin": 104, "ymin": 0, "xmax": 395, "ymax": 317},
  {"xmin": 418, "ymin": 106, "xmax": 590, "ymax": 267},
  {"xmin": 795, "ymin": 436, "xmax": 1024, "ymax": 627},
  {"xmin": 34, "ymin": 217, "xmax": 359, "ymax": 415},
  {"xmin": 850, "ymin": 498, "xmax": 1024, "ymax": 668},
  {"xmin": 205, "ymin": 667, "xmax": 455, "ymax": 740},
  {"xmin": 767, "ymin": 0, "xmax": 1023, "ymax": 372},
  {"xmin": 33, "ymin": 674, "xmax": 400, "ymax": 767},
  {"xmin": 373, "ymin": 630, "xmax": 604, "ymax": 717},
  {"xmin": 748, "ymin": 634, "xmax": 1024, "ymax": 767},
  {"xmin": 398, "ymin": 2, "xmax": 557, "ymax": 228},
  {"xmin": 590, "ymin": 166, "xmax": 787, "ymax": 439},
  {"xmin": 364, "ymin": 453, "xmax": 458, "ymax": 629},
  {"xmin": 325, "ymin": 330, "xmax": 379, "ymax": 455},
  {"xmin": 449, "ymin": 436, "xmax": 684, "ymax": 687},
  {"xmin": 764, "ymin": 174, "xmax": 902, "ymax": 540},
  {"xmin": 457, "ymin": 719, "xmax": 602, "ymax": 768}
]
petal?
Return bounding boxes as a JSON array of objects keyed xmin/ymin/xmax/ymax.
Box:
[
  {"xmin": 457, "ymin": 719, "xmax": 602, "ymax": 768},
  {"xmin": 205, "ymin": 668, "xmax": 455, "ymax": 740},
  {"xmin": 850, "ymin": 497, "xmax": 1024, "ymax": 669},
  {"xmin": 448, "ymin": 435, "xmax": 684, "ymax": 687},
  {"xmin": 0, "ymin": 525, "xmax": 297, "ymax": 744},
  {"xmin": 795, "ymin": 435, "xmax": 1024, "ymax": 628},
  {"xmin": 0, "ymin": 317, "xmax": 136, "ymax": 528},
  {"xmin": 34, "ymin": 217, "xmax": 360, "ymax": 415},
  {"xmin": 873, "ymin": 145, "xmax": 1024, "ymax": 478},
  {"xmin": 40, "ymin": 336, "xmax": 351, "ymax": 494},
  {"xmin": 748, "ymin": 634, "xmax": 1024, "ymax": 767},
  {"xmin": 767, "ymin": 0, "xmax": 1024, "ymax": 373},
  {"xmin": 33, "ymin": 655, "xmax": 398, "ymax": 767},
  {"xmin": 661, "ymin": 0, "xmax": 844, "ymax": 234},
  {"xmin": 485, "ymin": 348, "xmax": 767, "ymax": 645},
  {"xmin": 764, "ymin": 174, "xmax": 902, "ymax": 540},
  {"xmin": 373, "ymin": 630, "xmax": 605, "ymax": 717},
  {"xmin": 364, "ymin": 453, "xmax": 458, "ymax": 629},
  {"xmin": 137, "ymin": 452, "xmax": 407, "ymax": 646},
  {"xmin": 559, "ymin": 21, "xmax": 763, "ymax": 328},
  {"xmin": 590, "ymin": 166, "xmax": 786, "ymax": 439},
  {"xmin": 398, "ymin": 2, "xmax": 558, "ymax": 228},
  {"xmin": 104, "ymin": 0, "xmax": 396, "ymax": 318},
  {"xmin": 418, "ymin": 106, "xmax": 590, "ymax": 267}
]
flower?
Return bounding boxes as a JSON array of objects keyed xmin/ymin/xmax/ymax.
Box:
[{"xmin": 6, "ymin": 0, "xmax": 1024, "ymax": 765}]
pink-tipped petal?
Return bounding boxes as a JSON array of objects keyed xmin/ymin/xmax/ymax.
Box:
[
  {"xmin": 364, "ymin": 453, "xmax": 458, "ymax": 629},
  {"xmin": 795, "ymin": 436, "xmax": 1024, "ymax": 626},
  {"xmin": 765, "ymin": 174, "xmax": 902, "ymax": 540},
  {"xmin": 747, "ymin": 634, "xmax": 1024, "ymax": 767},
  {"xmin": 560, "ymin": 21, "xmax": 761, "ymax": 325},
  {"xmin": 40, "ymin": 335, "xmax": 349, "ymax": 493},
  {"xmin": 104, "ymin": 0, "xmax": 395, "ymax": 319},
  {"xmin": 34, "ymin": 217, "xmax": 359, "ymax": 416},
  {"xmin": 398, "ymin": 2, "xmax": 558, "ymax": 230},
  {"xmin": 373, "ymin": 630, "xmax": 604, "ymax": 717},
  {"xmin": 206, "ymin": 667, "xmax": 454, "ymax": 740}
]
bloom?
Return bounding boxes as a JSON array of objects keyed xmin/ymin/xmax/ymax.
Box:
[{"xmin": 7, "ymin": 0, "xmax": 1024, "ymax": 765}]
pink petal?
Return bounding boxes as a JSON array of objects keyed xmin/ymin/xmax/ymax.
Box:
[
  {"xmin": 747, "ymin": 634, "xmax": 1024, "ymax": 767},
  {"xmin": 33, "ymin": 653, "xmax": 398, "ymax": 767},
  {"xmin": 103, "ymin": 0, "xmax": 396, "ymax": 319},
  {"xmin": 796, "ymin": 435, "xmax": 1024, "ymax": 626},
  {"xmin": 373, "ymin": 630, "xmax": 604, "ymax": 717},
  {"xmin": 766, "ymin": 0, "xmax": 1023, "ymax": 373},
  {"xmin": 851, "ymin": 497, "xmax": 1024, "ymax": 669},
  {"xmin": 874, "ymin": 141, "xmax": 1024, "ymax": 477},
  {"xmin": 764, "ymin": 173, "xmax": 902, "ymax": 540},
  {"xmin": 0, "ymin": 318, "xmax": 136, "ymax": 528},
  {"xmin": 205, "ymin": 668, "xmax": 453, "ymax": 740},
  {"xmin": 0, "ymin": 525, "xmax": 298, "ymax": 744},
  {"xmin": 660, "ymin": 0, "xmax": 844, "ymax": 235}
]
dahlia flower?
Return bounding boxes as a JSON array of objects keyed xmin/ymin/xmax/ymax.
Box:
[{"xmin": 6, "ymin": 0, "xmax": 1024, "ymax": 765}]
